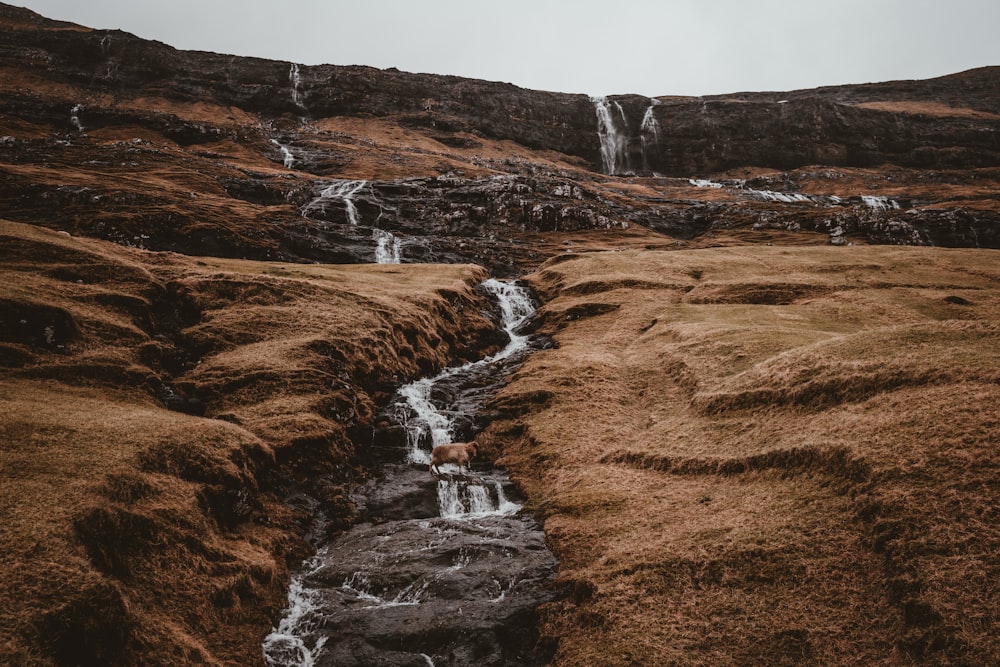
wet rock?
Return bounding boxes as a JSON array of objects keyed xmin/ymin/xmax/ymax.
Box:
[{"xmin": 305, "ymin": 512, "xmax": 557, "ymax": 667}]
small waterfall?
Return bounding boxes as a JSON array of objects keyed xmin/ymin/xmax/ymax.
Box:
[
  {"xmin": 640, "ymin": 98, "xmax": 661, "ymax": 171},
  {"xmin": 591, "ymin": 95, "xmax": 630, "ymax": 175},
  {"xmin": 399, "ymin": 373, "xmax": 458, "ymax": 464},
  {"xmin": 862, "ymin": 195, "xmax": 900, "ymax": 211},
  {"xmin": 748, "ymin": 189, "xmax": 813, "ymax": 203},
  {"xmin": 265, "ymin": 279, "xmax": 554, "ymax": 665},
  {"xmin": 262, "ymin": 551, "xmax": 329, "ymax": 667},
  {"xmin": 690, "ymin": 178, "xmax": 725, "ymax": 189},
  {"xmin": 289, "ymin": 63, "xmax": 305, "ymax": 110},
  {"xmin": 396, "ymin": 279, "xmax": 536, "ymax": 501},
  {"xmin": 437, "ymin": 479, "xmax": 520, "ymax": 518},
  {"xmin": 100, "ymin": 34, "xmax": 111, "ymax": 54},
  {"xmin": 70, "ymin": 105, "xmax": 84, "ymax": 133},
  {"xmin": 373, "ymin": 229, "xmax": 402, "ymax": 264},
  {"xmin": 270, "ymin": 139, "xmax": 296, "ymax": 169},
  {"xmin": 301, "ymin": 180, "xmax": 367, "ymax": 224}
]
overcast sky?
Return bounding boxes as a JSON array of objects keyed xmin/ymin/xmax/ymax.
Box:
[{"xmin": 13, "ymin": 0, "xmax": 1000, "ymax": 97}]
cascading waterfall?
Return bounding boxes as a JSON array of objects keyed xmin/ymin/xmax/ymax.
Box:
[
  {"xmin": 373, "ymin": 229, "xmax": 402, "ymax": 264},
  {"xmin": 397, "ymin": 279, "xmax": 534, "ymax": 465},
  {"xmin": 289, "ymin": 63, "xmax": 305, "ymax": 110},
  {"xmin": 70, "ymin": 105, "xmax": 84, "ymax": 133},
  {"xmin": 270, "ymin": 139, "xmax": 296, "ymax": 169},
  {"xmin": 640, "ymin": 98, "xmax": 661, "ymax": 172},
  {"xmin": 591, "ymin": 95, "xmax": 630, "ymax": 175},
  {"xmin": 263, "ymin": 279, "xmax": 554, "ymax": 666},
  {"xmin": 862, "ymin": 195, "xmax": 901, "ymax": 211},
  {"xmin": 262, "ymin": 550, "xmax": 329, "ymax": 667},
  {"xmin": 301, "ymin": 180, "xmax": 368, "ymax": 225}
]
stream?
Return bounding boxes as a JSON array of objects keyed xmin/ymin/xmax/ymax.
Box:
[{"xmin": 263, "ymin": 279, "xmax": 557, "ymax": 667}]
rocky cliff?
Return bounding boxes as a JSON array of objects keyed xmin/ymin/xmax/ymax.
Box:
[{"xmin": 1, "ymin": 2, "xmax": 999, "ymax": 274}]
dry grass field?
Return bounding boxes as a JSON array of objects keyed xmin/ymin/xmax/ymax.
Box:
[
  {"xmin": 0, "ymin": 219, "xmax": 500, "ymax": 664},
  {"xmin": 485, "ymin": 245, "xmax": 1000, "ymax": 665}
]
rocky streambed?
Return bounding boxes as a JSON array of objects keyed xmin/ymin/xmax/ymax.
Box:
[{"xmin": 264, "ymin": 280, "xmax": 558, "ymax": 667}]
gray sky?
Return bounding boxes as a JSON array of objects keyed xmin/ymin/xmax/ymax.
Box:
[{"xmin": 13, "ymin": 0, "xmax": 1000, "ymax": 97}]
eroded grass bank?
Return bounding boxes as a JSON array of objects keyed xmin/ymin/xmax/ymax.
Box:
[
  {"xmin": 486, "ymin": 245, "xmax": 1000, "ymax": 665},
  {"xmin": 0, "ymin": 219, "xmax": 502, "ymax": 665}
]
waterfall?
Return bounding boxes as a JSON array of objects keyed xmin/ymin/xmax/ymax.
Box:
[
  {"xmin": 301, "ymin": 180, "xmax": 367, "ymax": 224},
  {"xmin": 373, "ymin": 229, "xmax": 402, "ymax": 264},
  {"xmin": 70, "ymin": 105, "xmax": 84, "ymax": 133},
  {"xmin": 262, "ymin": 551, "xmax": 329, "ymax": 667},
  {"xmin": 264, "ymin": 279, "xmax": 550, "ymax": 665},
  {"xmin": 480, "ymin": 278, "xmax": 534, "ymax": 362},
  {"xmin": 396, "ymin": 279, "xmax": 536, "ymax": 511},
  {"xmin": 270, "ymin": 139, "xmax": 295, "ymax": 169},
  {"xmin": 640, "ymin": 99, "xmax": 661, "ymax": 172},
  {"xmin": 289, "ymin": 63, "xmax": 305, "ymax": 110},
  {"xmin": 591, "ymin": 96, "xmax": 630, "ymax": 175},
  {"xmin": 862, "ymin": 195, "xmax": 900, "ymax": 211}
]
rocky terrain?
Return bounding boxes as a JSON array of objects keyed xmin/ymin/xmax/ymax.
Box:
[{"xmin": 1, "ymin": 2, "xmax": 998, "ymax": 666}]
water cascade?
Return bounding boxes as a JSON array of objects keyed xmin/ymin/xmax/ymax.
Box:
[
  {"xmin": 640, "ymin": 98, "xmax": 661, "ymax": 172},
  {"xmin": 591, "ymin": 95, "xmax": 630, "ymax": 175},
  {"xmin": 289, "ymin": 63, "xmax": 306, "ymax": 110},
  {"xmin": 270, "ymin": 139, "xmax": 296, "ymax": 169},
  {"xmin": 862, "ymin": 195, "xmax": 901, "ymax": 211},
  {"xmin": 263, "ymin": 280, "xmax": 556, "ymax": 666},
  {"xmin": 70, "ymin": 105, "xmax": 84, "ymax": 133},
  {"xmin": 301, "ymin": 180, "xmax": 368, "ymax": 225},
  {"xmin": 373, "ymin": 229, "xmax": 402, "ymax": 264}
]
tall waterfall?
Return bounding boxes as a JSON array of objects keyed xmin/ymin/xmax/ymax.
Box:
[
  {"xmin": 591, "ymin": 96, "xmax": 630, "ymax": 175},
  {"xmin": 640, "ymin": 99, "xmax": 661, "ymax": 172},
  {"xmin": 301, "ymin": 180, "xmax": 367, "ymax": 225},
  {"xmin": 289, "ymin": 63, "xmax": 305, "ymax": 110}
]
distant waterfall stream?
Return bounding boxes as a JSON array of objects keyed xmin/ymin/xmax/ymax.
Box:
[
  {"xmin": 264, "ymin": 279, "xmax": 557, "ymax": 667},
  {"xmin": 301, "ymin": 179, "xmax": 404, "ymax": 265}
]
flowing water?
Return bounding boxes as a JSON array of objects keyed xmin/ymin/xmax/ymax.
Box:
[
  {"xmin": 264, "ymin": 280, "xmax": 556, "ymax": 667},
  {"xmin": 302, "ymin": 180, "xmax": 369, "ymax": 225},
  {"xmin": 591, "ymin": 95, "xmax": 630, "ymax": 175},
  {"xmin": 271, "ymin": 139, "xmax": 296, "ymax": 169},
  {"xmin": 640, "ymin": 98, "xmax": 660, "ymax": 172},
  {"xmin": 373, "ymin": 229, "xmax": 402, "ymax": 264},
  {"xmin": 290, "ymin": 63, "xmax": 306, "ymax": 110},
  {"xmin": 70, "ymin": 104, "xmax": 84, "ymax": 133}
]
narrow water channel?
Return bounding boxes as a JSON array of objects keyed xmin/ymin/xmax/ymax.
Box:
[{"xmin": 264, "ymin": 280, "xmax": 557, "ymax": 667}]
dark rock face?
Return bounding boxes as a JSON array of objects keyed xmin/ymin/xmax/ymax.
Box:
[
  {"xmin": 3, "ymin": 3, "xmax": 999, "ymax": 177},
  {"xmin": 607, "ymin": 84, "xmax": 1000, "ymax": 176},
  {"xmin": 1, "ymin": 1, "xmax": 999, "ymax": 265}
]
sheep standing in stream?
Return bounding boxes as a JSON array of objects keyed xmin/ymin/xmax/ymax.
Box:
[{"xmin": 430, "ymin": 442, "xmax": 477, "ymax": 475}]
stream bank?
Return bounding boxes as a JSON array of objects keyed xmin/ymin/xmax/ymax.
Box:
[{"xmin": 264, "ymin": 280, "xmax": 558, "ymax": 667}]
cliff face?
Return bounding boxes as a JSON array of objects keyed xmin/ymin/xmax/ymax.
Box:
[
  {"xmin": 4, "ymin": 3, "xmax": 999, "ymax": 176},
  {"xmin": 2, "ymin": 2, "xmax": 999, "ymax": 272}
]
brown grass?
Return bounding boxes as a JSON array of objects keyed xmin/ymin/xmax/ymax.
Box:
[
  {"xmin": 0, "ymin": 219, "xmax": 501, "ymax": 664},
  {"xmin": 489, "ymin": 245, "xmax": 1000, "ymax": 665}
]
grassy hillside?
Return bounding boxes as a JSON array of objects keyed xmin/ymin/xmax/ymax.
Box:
[
  {"xmin": 486, "ymin": 245, "xmax": 1000, "ymax": 665},
  {"xmin": 0, "ymin": 219, "xmax": 499, "ymax": 665}
]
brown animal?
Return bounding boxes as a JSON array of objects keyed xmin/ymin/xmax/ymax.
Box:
[{"xmin": 429, "ymin": 442, "xmax": 477, "ymax": 475}]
